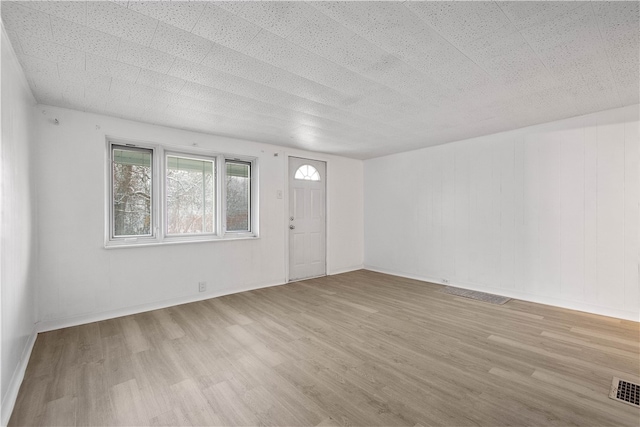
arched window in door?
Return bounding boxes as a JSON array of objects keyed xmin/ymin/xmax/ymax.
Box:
[{"xmin": 294, "ymin": 164, "xmax": 321, "ymax": 181}]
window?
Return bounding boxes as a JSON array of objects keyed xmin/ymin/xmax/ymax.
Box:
[
  {"xmin": 107, "ymin": 140, "xmax": 257, "ymax": 246},
  {"xmin": 226, "ymin": 161, "xmax": 251, "ymax": 232},
  {"xmin": 111, "ymin": 145, "xmax": 154, "ymax": 238},
  {"xmin": 294, "ymin": 164, "xmax": 321, "ymax": 181},
  {"xmin": 166, "ymin": 155, "xmax": 215, "ymax": 235}
]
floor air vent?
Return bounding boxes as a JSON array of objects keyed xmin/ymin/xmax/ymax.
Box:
[
  {"xmin": 609, "ymin": 377, "xmax": 640, "ymax": 407},
  {"xmin": 441, "ymin": 286, "xmax": 511, "ymax": 305}
]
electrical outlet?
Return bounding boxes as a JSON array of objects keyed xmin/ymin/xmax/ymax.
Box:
[
  {"xmin": 442, "ymin": 278, "xmax": 450, "ymax": 284},
  {"xmin": 198, "ymin": 281, "xmax": 206, "ymax": 292}
]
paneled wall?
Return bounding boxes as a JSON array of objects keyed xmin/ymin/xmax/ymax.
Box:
[
  {"xmin": 365, "ymin": 105, "xmax": 639, "ymax": 320},
  {"xmin": 1, "ymin": 27, "xmax": 38, "ymax": 423}
]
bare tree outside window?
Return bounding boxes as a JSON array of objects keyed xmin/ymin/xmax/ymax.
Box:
[
  {"xmin": 112, "ymin": 147, "xmax": 153, "ymax": 237},
  {"xmin": 226, "ymin": 161, "xmax": 251, "ymax": 232},
  {"xmin": 166, "ymin": 156, "xmax": 215, "ymax": 234}
]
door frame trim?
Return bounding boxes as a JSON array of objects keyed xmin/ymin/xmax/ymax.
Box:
[{"xmin": 285, "ymin": 155, "xmax": 328, "ymax": 283}]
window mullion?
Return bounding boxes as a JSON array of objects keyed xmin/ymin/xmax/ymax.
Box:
[
  {"xmin": 219, "ymin": 155, "xmax": 225, "ymax": 237},
  {"xmin": 201, "ymin": 161, "xmax": 205, "ymax": 233},
  {"xmin": 158, "ymin": 146, "xmax": 164, "ymax": 242}
]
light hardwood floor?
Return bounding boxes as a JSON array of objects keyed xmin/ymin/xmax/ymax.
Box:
[{"xmin": 10, "ymin": 270, "xmax": 640, "ymax": 426}]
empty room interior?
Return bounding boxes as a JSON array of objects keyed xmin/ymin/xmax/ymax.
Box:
[{"xmin": 1, "ymin": 1, "xmax": 639, "ymax": 426}]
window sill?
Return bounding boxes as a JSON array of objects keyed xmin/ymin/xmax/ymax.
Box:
[{"xmin": 104, "ymin": 234, "xmax": 259, "ymax": 249}]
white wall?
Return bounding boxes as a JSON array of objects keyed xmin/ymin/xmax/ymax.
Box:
[
  {"xmin": 1, "ymin": 26, "xmax": 38, "ymax": 424},
  {"xmin": 365, "ymin": 105, "xmax": 639, "ymax": 321},
  {"xmin": 35, "ymin": 106, "xmax": 363, "ymax": 329},
  {"xmin": 327, "ymin": 155, "xmax": 364, "ymax": 274}
]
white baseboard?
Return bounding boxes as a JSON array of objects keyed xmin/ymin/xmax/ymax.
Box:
[
  {"xmin": 328, "ymin": 264, "xmax": 364, "ymax": 275},
  {"xmin": 364, "ymin": 265, "xmax": 640, "ymax": 322},
  {"xmin": 36, "ymin": 279, "xmax": 286, "ymax": 333},
  {"xmin": 1, "ymin": 327, "xmax": 37, "ymax": 427}
]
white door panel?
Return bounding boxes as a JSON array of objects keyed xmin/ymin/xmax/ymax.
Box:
[
  {"xmin": 311, "ymin": 189, "xmax": 323, "ymax": 219},
  {"xmin": 293, "ymin": 234, "xmax": 306, "ymax": 266},
  {"xmin": 289, "ymin": 157, "xmax": 326, "ymax": 281},
  {"xmin": 293, "ymin": 188, "xmax": 304, "ymax": 218},
  {"xmin": 310, "ymin": 232, "xmax": 323, "ymax": 263}
]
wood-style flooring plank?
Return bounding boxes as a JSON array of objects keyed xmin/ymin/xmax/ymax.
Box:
[{"xmin": 9, "ymin": 270, "xmax": 640, "ymax": 426}]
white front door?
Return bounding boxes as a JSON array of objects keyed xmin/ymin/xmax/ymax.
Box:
[{"xmin": 288, "ymin": 157, "xmax": 326, "ymax": 281}]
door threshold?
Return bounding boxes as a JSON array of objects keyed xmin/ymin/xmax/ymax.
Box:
[{"xmin": 288, "ymin": 274, "xmax": 327, "ymax": 283}]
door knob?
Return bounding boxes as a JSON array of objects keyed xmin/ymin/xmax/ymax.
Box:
[
  {"xmin": 290, "ymin": 216, "xmax": 294, "ymax": 221},
  {"xmin": 289, "ymin": 225, "xmax": 295, "ymax": 229}
]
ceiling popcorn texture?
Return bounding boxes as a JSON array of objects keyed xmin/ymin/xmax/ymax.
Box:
[{"xmin": 1, "ymin": 1, "xmax": 638, "ymax": 159}]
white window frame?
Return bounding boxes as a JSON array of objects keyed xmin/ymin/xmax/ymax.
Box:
[
  {"xmin": 164, "ymin": 151, "xmax": 218, "ymax": 242},
  {"xmin": 107, "ymin": 141, "xmax": 160, "ymax": 246},
  {"xmin": 105, "ymin": 138, "xmax": 258, "ymax": 248},
  {"xmin": 223, "ymin": 158, "xmax": 255, "ymax": 237}
]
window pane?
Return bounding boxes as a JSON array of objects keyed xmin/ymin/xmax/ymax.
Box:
[
  {"xmin": 226, "ymin": 161, "xmax": 251, "ymax": 232},
  {"xmin": 112, "ymin": 146, "xmax": 153, "ymax": 237},
  {"xmin": 294, "ymin": 164, "xmax": 320, "ymax": 181},
  {"xmin": 166, "ymin": 155, "xmax": 215, "ymax": 234}
]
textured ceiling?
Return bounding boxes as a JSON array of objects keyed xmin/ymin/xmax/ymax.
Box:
[{"xmin": 2, "ymin": 1, "xmax": 638, "ymax": 159}]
